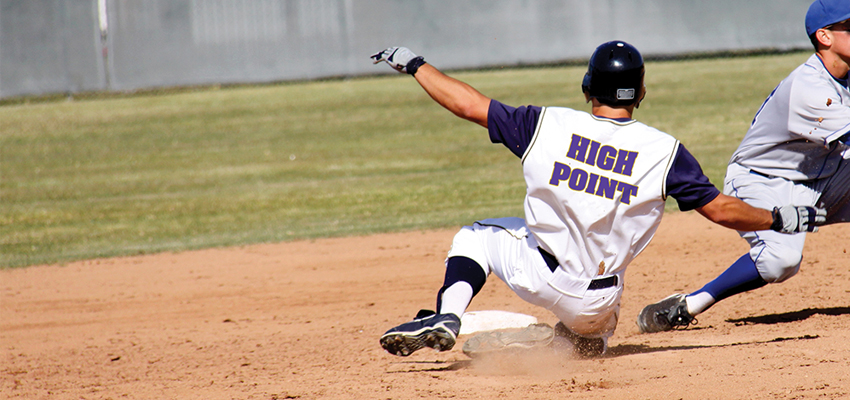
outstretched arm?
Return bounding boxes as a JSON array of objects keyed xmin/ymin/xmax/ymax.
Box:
[
  {"xmin": 372, "ymin": 47, "xmax": 491, "ymax": 127},
  {"xmin": 696, "ymin": 194, "xmax": 825, "ymax": 234},
  {"xmin": 413, "ymin": 64, "xmax": 490, "ymax": 127}
]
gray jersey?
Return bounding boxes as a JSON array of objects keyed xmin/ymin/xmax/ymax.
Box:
[{"xmin": 730, "ymin": 54, "xmax": 850, "ymax": 181}]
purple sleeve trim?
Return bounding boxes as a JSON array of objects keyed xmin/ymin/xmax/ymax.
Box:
[
  {"xmin": 487, "ymin": 100, "xmax": 543, "ymax": 158},
  {"xmin": 667, "ymin": 144, "xmax": 721, "ymax": 211}
]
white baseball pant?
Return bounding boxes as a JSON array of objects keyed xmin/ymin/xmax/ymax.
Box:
[
  {"xmin": 446, "ymin": 217, "xmax": 622, "ymax": 339},
  {"xmin": 725, "ymin": 156, "xmax": 850, "ymax": 283}
]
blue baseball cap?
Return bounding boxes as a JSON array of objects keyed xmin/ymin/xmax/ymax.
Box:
[{"xmin": 806, "ymin": 0, "xmax": 850, "ymax": 36}]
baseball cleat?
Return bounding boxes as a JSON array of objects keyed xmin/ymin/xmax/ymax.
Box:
[
  {"xmin": 553, "ymin": 322, "xmax": 606, "ymax": 358},
  {"xmin": 380, "ymin": 310, "xmax": 461, "ymax": 357},
  {"xmin": 636, "ymin": 293, "xmax": 696, "ymax": 333},
  {"xmin": 461, "ymin": 323, "xmax": 554, "ymax": 358}
]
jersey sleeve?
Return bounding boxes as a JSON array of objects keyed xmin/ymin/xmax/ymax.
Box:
[
  {"xmin": 487, "ymin": 100, "xmax": 543, "ymax": 158},
  {"xmin": 666, "ymin": 143, "xmax": 721, "ymax": 211},
  {"xmin": 787, "ymin": 67, "xmax": 850, "ymax": 145}
]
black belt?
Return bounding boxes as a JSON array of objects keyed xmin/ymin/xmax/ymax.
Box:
[
  {"xmin": 538, "ymin": 247, "xmax": 618, "ymax": 290},
  {"xmin": 749, "ymin": 169, "xmax": 779, "ymax": 179}
]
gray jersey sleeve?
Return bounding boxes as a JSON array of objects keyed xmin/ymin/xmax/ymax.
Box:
[
  {"xmin": 787, "ymin": 62, "xmax": 850, "ymax": 144},
  {"xmin": 730, "ymin": 54, "xmax": 850, "ymax": 180}
]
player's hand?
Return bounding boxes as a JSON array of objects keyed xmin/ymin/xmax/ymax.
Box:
[
  {"xmin": 371, "ymin": 47, "xmax": 424, "ymax": 74},
  {"xmin": 771, "ymin": 206, "xmax": 827, "ymax": 233}
]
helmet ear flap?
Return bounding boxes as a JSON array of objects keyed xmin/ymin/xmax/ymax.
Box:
[{"xmin": 581, "ymin": 73, "xmax": 592, "ymax": 96}]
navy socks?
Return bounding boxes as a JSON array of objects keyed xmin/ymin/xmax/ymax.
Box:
[
  {"xmin": 690, "ymin": 253, "xmax": 768, "ymax": 307},
  {"xmin": 436, "ymin": 256, "xmax": 487, "ymax": 313}
]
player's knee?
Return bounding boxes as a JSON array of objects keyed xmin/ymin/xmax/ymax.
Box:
[
  {"xmin": 449, "ymin": 226, "xmax": 478, "ymax": 255},
  {"xmin": 447, "ymin": 226, "xmax": 490, "ymax": 275},
  {"xmin": 755, "ymin": 246, "xmax": 802, "ymax": 283}
]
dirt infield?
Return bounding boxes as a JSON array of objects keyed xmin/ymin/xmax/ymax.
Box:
[{"xmin": 3, "ymin": 212, "xmax": 850, "ymax": 399}]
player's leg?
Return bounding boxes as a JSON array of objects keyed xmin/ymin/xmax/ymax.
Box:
[
  {"xmin": 549, "ymin": 283, "xmax": 620, "ymax": 357},
  {"xmin": 638, "ymin": 237, "xmax": 804, "ymax": 333},
  {"xmin": 638, "ymin": 164, "xmax": 813, "ymax": 333},
  {"xmin": 685, "ymin": 253, "xmax": 766, "ymax": 315},
  {"xmin": 458, "ymin": 217, "xmax": 616, "ymax": 357},
  {"xmin": 686, "ymin": 228, "xmax": 806, "ymax": 314},
  {"xmin": 380, "ymin": 225, "xmax": 491, "ymax": 356},
  {"xmin": 434, "ymin": 256, "xmax": 487, "ymax": 317},
  {"xmin": 687, "ymin": 166, "xmax": 814, "ymax": 312}
]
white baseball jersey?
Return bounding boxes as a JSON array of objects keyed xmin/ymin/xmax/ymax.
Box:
[
  {"xmin": 445, "ymin": 100, "xmax": 720, "ymax": 336},
  {"xmin": 521, "ymin": 107, "xmax": 680, "ymax": 281},
  {"xmin": 730, "ymin": 54, "xmax": 850, "ymax": 180}
]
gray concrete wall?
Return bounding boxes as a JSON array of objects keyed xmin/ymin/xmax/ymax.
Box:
[
  {"xmin": 0, "ymin": 0, "xmax": 814, "ymax": 99},
  {"xmin": 1, "ymin": 0, "xmax": 105, "ymax": 97}
]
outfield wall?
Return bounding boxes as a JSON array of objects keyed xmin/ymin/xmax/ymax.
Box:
[{"xmin": 1, "ymin": 0, "xmax": 813, "ymax": 99}]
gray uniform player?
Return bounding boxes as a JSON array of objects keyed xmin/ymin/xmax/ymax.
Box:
[
  {"xmin": 371, "ymin": 41, "xmax": 823, "ymax": 358},
  {"xmin": 638, "ymin": 0, "xmax": 849, "ymax": 333}
]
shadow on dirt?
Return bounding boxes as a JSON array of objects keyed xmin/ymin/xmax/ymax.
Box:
[
  {"xmin": 725, "ymin": 306, "xmax": 850, "ymax": 325},
  {"xmin": 606, "ymin": 334, "xmax": 820, "ymax": 358},
  {"xmin": 385, "ymin": 360, "xmax": 472, "ymax": 373},
  {"xmin": 602, "ymin": 307, "xmax": 849, "ymax": 358}
]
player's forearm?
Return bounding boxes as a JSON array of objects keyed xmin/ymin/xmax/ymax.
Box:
[
  {"xmin": 413, "ymin": 64, "xmax": 490, "ymax": 127},
  {"xmin": 695, "ymin": 194, "xmax": 774, "ymax": 231}
]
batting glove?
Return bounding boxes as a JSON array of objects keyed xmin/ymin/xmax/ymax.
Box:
[
  {"xmin": 771, "ymin": 205, "xmax": 827, "ymax": 233},
  {"xmin": 371, "ymin": 47, "xmax": 426, "ymax": 75}
]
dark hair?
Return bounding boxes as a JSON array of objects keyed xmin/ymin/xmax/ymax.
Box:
[{"xmin": 809, "ymin": 32, "xmax": 820, "ymax": 51}]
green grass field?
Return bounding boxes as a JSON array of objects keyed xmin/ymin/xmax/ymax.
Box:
[{"xmin": 0, "ymin": 51, "xmax": 811, "ymax": 268}]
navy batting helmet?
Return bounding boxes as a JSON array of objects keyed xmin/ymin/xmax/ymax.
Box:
[{"xmin": 581, "ymin": 41, "xmax": 645, "ymax": 106}]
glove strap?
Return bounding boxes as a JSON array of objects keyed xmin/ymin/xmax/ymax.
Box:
[
  {"xmin": 406, "ymin": 56, "xmax": 426, "ymax": 75},
  {"xmin": 769, "ymin": 207, "xmax": 783, "ymax": 232}
]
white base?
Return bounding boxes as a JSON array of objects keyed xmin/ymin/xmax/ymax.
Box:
[{"xmin": 459, "ymin": 310, "xmax": 539, "ymax": 335}]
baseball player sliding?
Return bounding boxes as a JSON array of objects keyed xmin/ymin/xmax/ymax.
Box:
[
  {"xmin": 372, "ymin": 40, "xmax": 825, "ymax": 358},
  {"xmin": 638, "ymin": 0, "xmax": 850, "ymax": 334}
]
